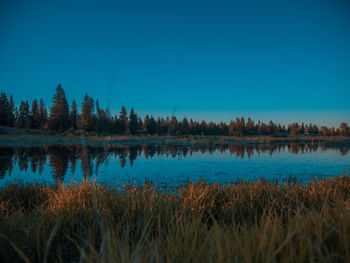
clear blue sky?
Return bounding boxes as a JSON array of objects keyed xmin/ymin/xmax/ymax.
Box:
[{"xmin": 1, "ymin": 0, "xmax": 349, "ymax": 126}]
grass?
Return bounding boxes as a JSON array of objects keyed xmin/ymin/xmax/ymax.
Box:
[
  {"xmin": 0, "ymin": 175, "xmax": 350, "ymax": 262},
  {"xmin": 1, "ymin": 125, "xmax": 350, "ymax": 147}
]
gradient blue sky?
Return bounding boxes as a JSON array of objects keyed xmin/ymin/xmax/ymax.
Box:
[{"xmin": 1, "ymin": 0, "xmax": 349, "ymax": 126}]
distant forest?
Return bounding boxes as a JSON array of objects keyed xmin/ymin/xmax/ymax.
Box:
[{"xmin": 1, "ymin": 84, "xmax": 349, "ymax": 137}]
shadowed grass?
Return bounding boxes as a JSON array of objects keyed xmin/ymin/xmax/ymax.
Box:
[{"xmin": 0, "ymin": 175, "xmax": 349, "ymax": 262}]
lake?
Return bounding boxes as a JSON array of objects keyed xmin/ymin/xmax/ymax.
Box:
[{"xmin": 0, "ymin": 141, "xmax": 349, "ymax": 187}]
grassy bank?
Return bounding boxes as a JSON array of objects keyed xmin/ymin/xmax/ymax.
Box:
[
  {"xmin": 1, "ymin": 125, "xmax": 350, "ymax": 147},
  {"xmin": 1, "ymin": 176, "xmax": 349, "ymax": 262}
]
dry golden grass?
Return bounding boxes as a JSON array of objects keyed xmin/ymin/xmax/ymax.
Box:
[{"xmin": 0, "ymin": 176, "xmax": 349, "ymax": 262}]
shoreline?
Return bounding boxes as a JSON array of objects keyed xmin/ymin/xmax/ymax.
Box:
[
  {"xmin": 1, "ymin": 133, "xmax": 350, "ymax": 147},
  {"xmin": 1, "ymin": 125, "xmax": 350, "ymax": 147}
]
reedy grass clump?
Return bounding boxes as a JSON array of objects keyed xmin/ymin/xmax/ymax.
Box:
[{"xmin": 0, "ymin": 175, "xmax": 349, "ymax": 262}]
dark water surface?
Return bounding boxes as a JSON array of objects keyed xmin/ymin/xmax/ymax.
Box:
[{"xmin": 0, "ymin": 142, "xmax": 349, "ymax": 187}]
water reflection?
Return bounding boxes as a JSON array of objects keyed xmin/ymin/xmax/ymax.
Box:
[{"xmin": 0, "ymin": 142, "xmax": 349, "ymax": 183}]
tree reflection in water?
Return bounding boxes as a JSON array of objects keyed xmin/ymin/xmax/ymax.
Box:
[{"xmin": 0, "ymin": 142, "xmax": 348, "ymax": 182}]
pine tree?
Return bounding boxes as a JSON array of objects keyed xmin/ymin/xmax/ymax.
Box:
[
  {"xmin": 96, "ymin": 100, "xmax": 109, "ymax": 133},
  {"xmin": 69, "ymin": 100, "xmax": 78, "ymax": 130},
  {"xmin": 0, "ymin": 93, "xmax": 10, "ymax": 126},
  {"xmin": 30, "ymin": 99, "xmax": 40, "ymax": 129},
  {"xmin": 8, "ymin": 95, "xmax": 16, "ymax": 126},
  {"xmin": 95, "ymin": 100, "xmax": 102, "ymax": 132},
  {"xmin": 238, "ymin": 117, "xmax": 245, "ymax": 136},
  {"xmin": 138, "ymin": 117, "xmax": 143, "ymax": 133},
  {"xmin": 143, "ymin": 115, "xmax": 150, "ymax": 133},
  {"xmin": 246, "ymin": 118, "xmax": 254, "ymax": 135},
  {"xmin": 156, "ymin": 117, "xmax": 162, "ymax": 135},
  {"xmin": 112, "ymin": 115, "xmax": 119, "ymax": 134},
  {"xmin": 179, "ymin": 117, "xmax": 190, "ymax": 135},
  {"xmin": 16, "ymin": 100, "xmax": 30, "ymax": 129},
  {"xmin": 199, "ymin": 120, "xmax": 207, "ymax": 135},
  {"xmin": 228, "ymin": 121, "xmax": 235, "ymax": 136},
  {"xmin": 119, "ymin": 106, "xmax": 128, "ymax": 134},
  {"xmin": 300, "ymin": 123, "xmax": 305, "ymax": 135},
  {"xmin": 48, "ymin": 84, "xmax": 70, "ymax": 131},
  {"xmin": 208, "ymin": 121, "xmax": 218, "ymax": 135},
  {"xmin": 146, "ymin": 116, "xmax": 157, "ymax": 135},
  {"xmin": 128, "ymin": 108, "xmax": 139, "ymax": 135},
  {"xmin": 161, "ymin": 117, "xmax": 170, "ymax": 135},
  {"xmin": 170, "ymin": 116, "xmax": 179, "ymax": 135},
  {"xmin": 39, "ymin": 99, "xmax": 48, "ymax": 129},
  {"xmin": 340, "ymin": 122, "xmax": 349, "ymax": 136},
  {"xmin": 80, "ymin": 94, "xmax": 94, "ymax": 131},
  {"xmin": 320, "ymin": 126, "xmax": 328, "ymax": 136}
]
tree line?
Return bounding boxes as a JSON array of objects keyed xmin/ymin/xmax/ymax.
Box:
[{"xmin": 1, "ymin": 84, "xmax": 349, "ymax": 136}]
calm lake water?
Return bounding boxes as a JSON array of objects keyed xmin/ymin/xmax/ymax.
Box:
[{"xmin": 0, "ymin": 142, "xmax": 349, "ymax": 187}]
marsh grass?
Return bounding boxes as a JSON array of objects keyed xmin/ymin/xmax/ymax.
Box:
[{"xmin": 0, "ymin": 175, "xmax": 349, "ymax": 262}]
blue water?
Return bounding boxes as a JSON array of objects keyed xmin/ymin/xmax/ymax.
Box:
[{"xmin": 0, "ymin": 144, "xmax": 349, "ymax": 187}]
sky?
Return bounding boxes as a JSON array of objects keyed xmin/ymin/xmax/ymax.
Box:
[{"xmin": 1, "ymin": 0, "xmax": 349, "ymax": 126}]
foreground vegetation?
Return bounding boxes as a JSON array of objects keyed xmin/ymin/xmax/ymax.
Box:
[{"xmin": 1, "ymin": 176, "xmax": 349, "ymax": 262}]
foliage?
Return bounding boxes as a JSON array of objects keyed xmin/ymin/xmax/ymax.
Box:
[
  {"xmin": 0, "ymin": 93, "xmax": 15, "ymax": 127},
  {"xmin": 80, "ymin": 94, "xmax": 94, "ymax": 131},
  {"xmin": 128, "ymin": 108, "xmax": 139, "ymax": 135},
  {"xmin": 48, "ymin": 84, "xmax": 70, "ymax": 131},
  {"xmin": 16, "ymin": 100, "xmax": 30, "ymax": 129},
  {"xmin": 38, "ymin": 99, "xmax": 48, "ymax": 129},
  {"xmin": 69, "ymin": 100, "xmax": 78, "ymax": 130},
  {"xmin": 29, "ymin": 99, "xmax": 40, "ymax": 129},
  {"xmin": 1, "ymin": 85, "xmax": 350, "ymax": 136}
]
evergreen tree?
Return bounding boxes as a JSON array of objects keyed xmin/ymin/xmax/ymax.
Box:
[
  {"xmin": 128, "ymin": 108, "xmax": 139, "ymax": 135},
  {"xmin": 48, "ymin": 84, "xmax": 70, "ymax": 131},
  {"xmin": 320, "ymin": 126, "xmax": 329, "ymax": 136},
  {"xmin": 16, "ymin": 100, "xmax": 30, "ymax": 129},
  {"xmin": 138, "ymin": 117, "xmax": 143, "ymax": 133},
  {"xmin": 199, "ymin": 120, "xmax": 207, "ymax": 135},
  {"xmin": 300, "ymin": 123, "xmax": 305, "ymax": 135},
  {"xmin": 170, "ymin": 116, "xmax": 179, "ymax": 135},
  {"xmin": 80, "ymin": 94, "xmax": 94, "ymax": 131},
  {"xmin": 228, "ymin": 121, "xmax": 235, "ymax": 136},
  {"xmin": 156, "ymin": 117, "xmax": 163, "ymax": 135},
  {"xmin": 30, "ymin": 99, "xmax": 40, "ymax": 129},
  {"xmin": 119, "ymin": 106, "xmax": 128, "ymax": 134},
  {"xmin": 8, "ymin": 95, "xmax": 16, "ymax": 126},
  {"xmin": 39, "ymin": 99, "xmax": 48, "ymax": 129},
  {"xmin": 218, "ymin": 122, "xmax": 228, "ymax": 135},
  {"xmin": 95, "ymin": 100, "xmax": 101, "ymax": 132},
  {"xmin": 0, "ymin": 93, "xmax": 11, "ymax": 126},
  {"xmin": 179, "ymin": 117, "xmax": 190, "ymax": 135},
  {"xmin": 238, "ymin": 117, "xmax": 245, "ymax": 136},
  {"xmin": 208, "ymin": 121, "xmax": 218, "ymax": 135},
  {"xmin": 111, "ymin": 115, "xmax": 119, "ymax": 134},
  {"xmin": 268, "ymin": 121, "xmax": 275, "ymax": 135},
  {"xmin": 104, "ymin": 109, "xmax": 113, "ymax": 133},
  {"xmin": 340, "ymin": 122, "xmax": 349, "ymax": 136},
  {"xmin": 146, "ymin": 116, "xmax": 157, "ymax": 135},
  {"xmin": 246, "ymin": 118, "xmax": 254, "ymax": 135},
  {"xmin": 69, "ymin": 100, "xmax": 78, "ymax": 130},
  {"xmin": 161, "ymin": 117, "xmax": 170, "ymax": 135},
  {"xmin": 143, "ymin": 115, "xmax": 150, "ymax": 133},
  {"xmin": 95, "ymin": 100, "xmax": 110, "ymax": 133}
]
